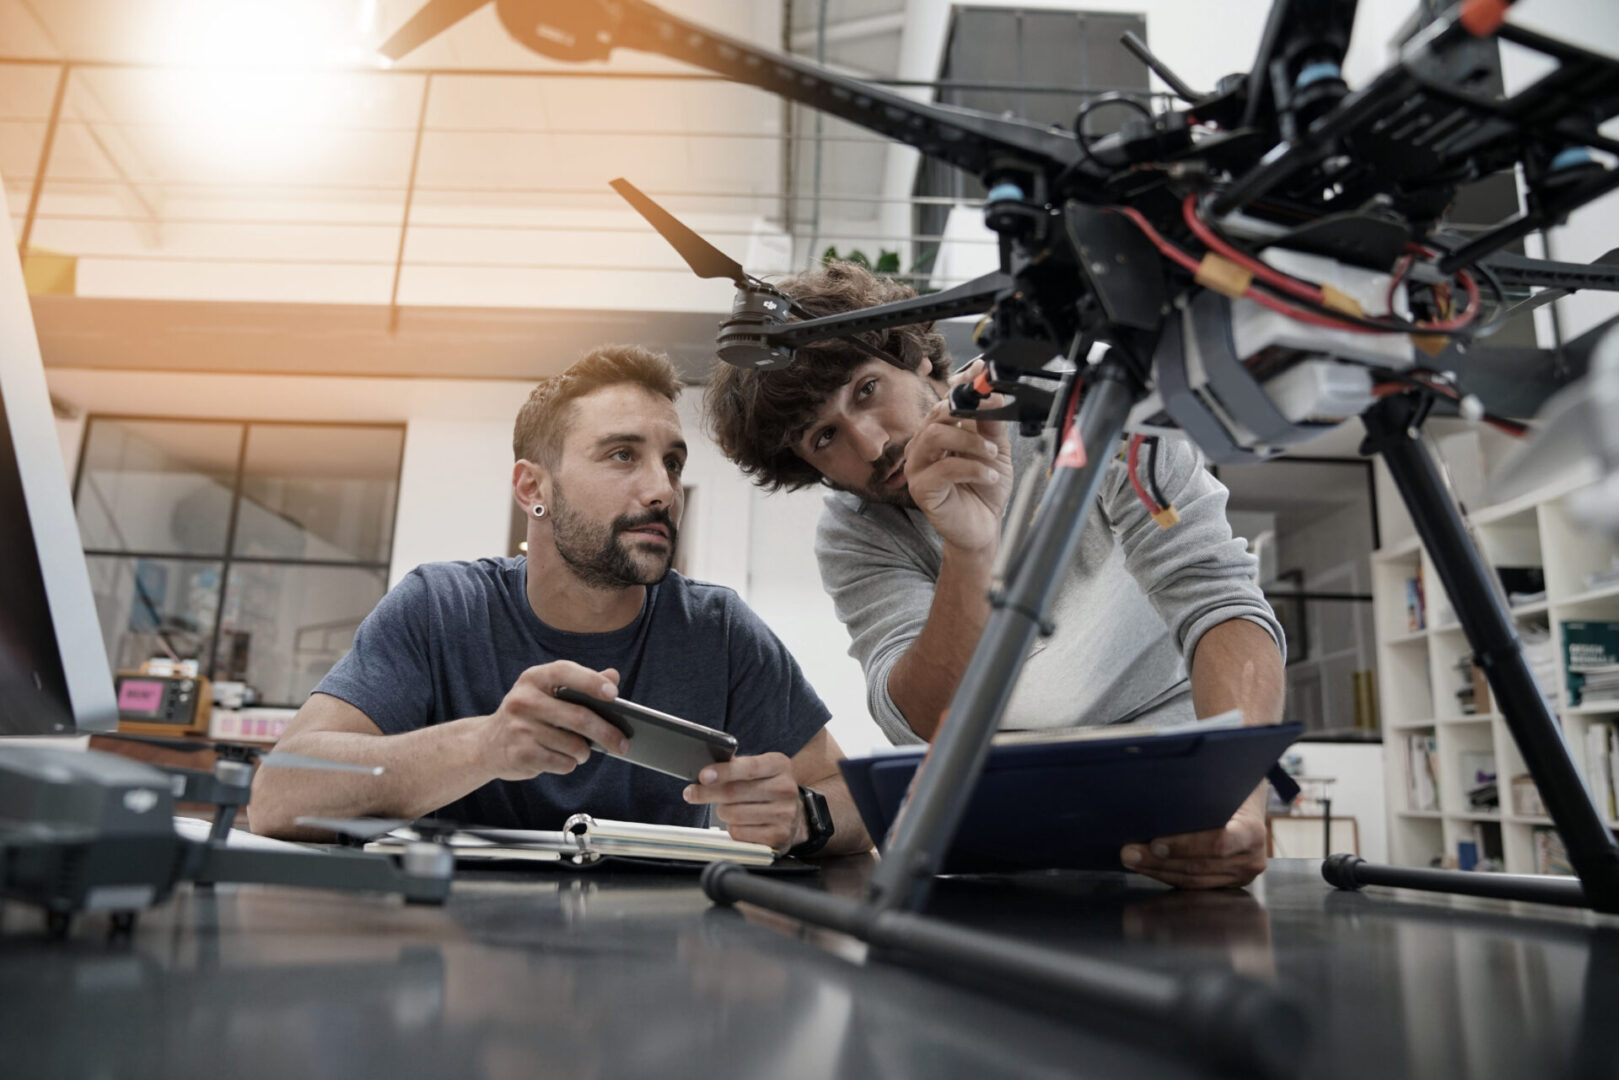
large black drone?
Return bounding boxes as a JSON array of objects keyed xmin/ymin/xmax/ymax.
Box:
[{"xmin": 375, "ymin": 1, "xmax": 1619, "ymax": 1071}]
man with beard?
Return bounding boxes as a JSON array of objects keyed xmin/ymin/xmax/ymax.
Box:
[
  {"xmin": 252, "ymin": 346, "xmax": 868, "ymax": 858},
  {"xmin": 705, "ymin": 262, "xmax": 1285, "ymax": 888}
]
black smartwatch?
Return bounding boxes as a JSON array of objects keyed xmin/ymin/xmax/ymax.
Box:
[{"xmin": 787, "ymin": 786, "xmax": 834, "ymax": 859}]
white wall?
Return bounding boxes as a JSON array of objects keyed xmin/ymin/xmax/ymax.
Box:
[
  {"xmin": 739, "ymin": 484, "xmax": 886, "ymax": 757},
  {"xmin": 390, "ymin": 418, "xmax": 519, "ymax": 586},
  {"xmin": 1281, "ymin": 740, "xmax": 1388, "ymax": 864}
]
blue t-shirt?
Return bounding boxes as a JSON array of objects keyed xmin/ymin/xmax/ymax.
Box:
[{"xmin": 314, "ymin": 557, "xmax": 831, "ymax": 829}]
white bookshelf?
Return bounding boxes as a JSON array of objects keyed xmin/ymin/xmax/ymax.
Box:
[{"xmin": 1373, "ymin": 476, "xmax": 1619, "ymax": 876}]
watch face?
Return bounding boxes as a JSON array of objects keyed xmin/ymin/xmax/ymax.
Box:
[{"xmin": 801, "ymin": 787, "xmax": 833, "ymax": 843}]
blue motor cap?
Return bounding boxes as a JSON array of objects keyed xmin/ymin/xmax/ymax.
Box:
[
  {"xmin": 1551, "ymin": 147, "xmax": 1595, "ymax": 171},
  {"xmin": 1294, "ymin": 61, "xmax": 1341, "ymax": 90},
  {"xmin": 985, "ymin": 182, "xmax": 1025, "ymax": 203}
]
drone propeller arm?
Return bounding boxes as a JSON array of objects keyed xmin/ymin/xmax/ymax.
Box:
[
  {"xmin": 1475, "ymin": 250, "xmax": 1619, "ymax": 293},
  {"xmin": 596, "ymin": 0, "xmax": 1088, "ymax": 183},
  {"xmin": 187, "ymin": 842, "xmax": 451, "ymax": 903},
  {"xmin": 761, "ymin": 271, "xmax": 1011, "ymax": 351}
]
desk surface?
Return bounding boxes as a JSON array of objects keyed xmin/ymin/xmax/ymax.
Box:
[{"xmin": 3, "ymin": 858, "xmax": 1615, "ymax": 1080}]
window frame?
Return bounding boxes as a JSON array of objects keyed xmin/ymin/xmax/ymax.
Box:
[{"xmin": 72, "ymin": 414, "xmax": 406, "ymax": 706}]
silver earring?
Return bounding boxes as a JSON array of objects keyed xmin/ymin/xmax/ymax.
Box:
[{"xmin": 532, "ymin": 504, "xmax": 546, "ymax": 519}]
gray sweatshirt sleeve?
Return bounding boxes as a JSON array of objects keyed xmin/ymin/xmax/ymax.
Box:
[
  {"xmin": 1099, "ymin": 434, "xmax": 1285, "ymax": 665},
  {"xmin": 815, "ymin": 498, "xmax": 936, "ymax": 745}
]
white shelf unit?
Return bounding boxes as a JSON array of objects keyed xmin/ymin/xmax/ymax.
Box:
[{"xmin": 1373, "ymin": 481, "xmax": 1619, "ymax": 876}]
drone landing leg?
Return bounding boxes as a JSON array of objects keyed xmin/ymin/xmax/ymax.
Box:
[{"xmin": 1325, "ymin": 395, "xmax": 1619, "ymax": 913}]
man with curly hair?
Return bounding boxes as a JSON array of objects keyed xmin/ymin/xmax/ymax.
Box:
[{"xmin": 706, "ymin": 262, "xmax": 1286, "ymax": 888}]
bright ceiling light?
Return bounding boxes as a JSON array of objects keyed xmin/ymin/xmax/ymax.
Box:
[{"xmin": 136, "ymin": 1, "xmax": 385, "ymax": 176}]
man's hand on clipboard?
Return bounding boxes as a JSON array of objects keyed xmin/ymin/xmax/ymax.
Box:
[{"xmin": 1119, "ymin": 786, "xmax": 1269, "ymax": 889}]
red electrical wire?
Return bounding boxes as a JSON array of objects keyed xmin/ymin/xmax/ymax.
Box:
[
  {"xmin": 1375, "ymin": 377, "xmax": 1528, "ymax": 438},
  {"xmin": 1112, "ymin": 205, "xmax": 1368, "ymax": 331},
  {"xmin": 1176, "ymin": 196, "xmax": 1482, "ymax": 333},
  {"xmin": 1423, "ymin": 269, "xmax": 1480, "ymax": 331},
  {"xmin": 1180, "ymin": 193, "xmax": 1324, "ymax": 305},
  {"xmin": 1385, "ymin": 254, "xmax": 1415, "ymax": 316},
  {"xmin": 1126, "ymin": 434, "xmax": 1161, "ymax": 514}
]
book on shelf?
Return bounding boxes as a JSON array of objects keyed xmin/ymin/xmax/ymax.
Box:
[
  {"xmin": 1351, "ymin": 668, "xmax": 1379, "ymax": 731},
  {"xmin": 1458, "ymin": 820, "xmax": 1503, "ymax": 873},
  {"xmin": 1520, "ymin": 623, "xmax": 1562, "ymax": 704},
  {"xmin": 1532, "ymin": 826, "xmax": 1574, "ymax": 876},
  {"xmin": 1583, "ymin": 723, "xmax": 1618, "ymax": 821},
  {"xmin": 1407, "ymin": 733, "xmax": 1440, "ymax": 811},
  {"xmin": 1451, "ymin": 653, "xmax": 1490, "ymax": 715},
  {"xmin": 1511, "ymin": 774, "xmax": 1547, "ymax": 818},
  {"xmin": 1563, "ymin": 621, "xmax": 1619, "ymax": 707},
  {"xmin": 1405, "ymin": 570, "xmax": 1426, "ymax": 632}
]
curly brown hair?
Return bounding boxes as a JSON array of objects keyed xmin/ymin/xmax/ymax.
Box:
[
  {"xmin": 513, "ymin": 344, "xmax": 682, "ymax": 467},
  {"xmin": 704, "ymin": 261, "xmax": 951, "ymax": 492}
]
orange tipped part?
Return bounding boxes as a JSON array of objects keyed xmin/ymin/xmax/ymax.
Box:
[{"xmin": 1460, "ymin": 0, "xmax": 1509, "ymax": 37}]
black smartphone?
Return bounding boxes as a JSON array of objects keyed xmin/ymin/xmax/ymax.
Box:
[{"xmin": 554, "ymin": 687, "xmax": 738, "ymax": 782}]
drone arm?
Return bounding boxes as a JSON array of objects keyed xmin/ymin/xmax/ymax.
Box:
[
  {"xmin": 763, "ymin": 271, "xmax": 1010, "ymax": 350},
  {"xmin": 1477, "ymin": 250, "xmax": 1619, "ymax": 292},
  {"xmin": 607, "ymin": 0, "xmax": 1088, "ymax": 183},
  {"xmin": 187, "ymin": 842, "xmax": 451, "ymax": 903}
]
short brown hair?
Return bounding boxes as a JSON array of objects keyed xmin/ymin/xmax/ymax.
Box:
[
  {"xmin": 514, "ymin": 345, "xmax": 682, "ymax": 466},
  {"xmin": 704, "ymin": 261, "xmax": 951, "ymax": 492}
]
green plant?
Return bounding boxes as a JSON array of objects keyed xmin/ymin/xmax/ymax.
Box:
[{"xmin": 820, "ymin": 246, "xmax": 933, "ymax": 291}]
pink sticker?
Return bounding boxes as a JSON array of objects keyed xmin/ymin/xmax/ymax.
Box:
[{"xmin": 118, "ymin": 680, "xmax": 165, "ymax": 714}]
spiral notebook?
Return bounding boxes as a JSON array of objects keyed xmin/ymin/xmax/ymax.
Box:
[{"xmin": 364, "ymin": 813, "xmax": 779, "ymax": 868}]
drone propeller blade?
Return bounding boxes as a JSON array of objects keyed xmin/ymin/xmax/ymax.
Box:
[
  {"xmin": 294, "ymin": 816, "xmax": 410, "ymax": 840},
  {"xmin": 378, "ymin": 0, "xmax": 491, "ymax": 62},
  {"xmin": 260, "ymin": 752, "xmax": 385, "ymax": 775},
  {"xmin": 610, "ymin": 177, "xmax": 749, "ymax": 287}
]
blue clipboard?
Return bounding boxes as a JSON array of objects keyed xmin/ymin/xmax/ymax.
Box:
[{"xmin": 839, "ymin": 721, "xmax": 1303, "ymax": 873}]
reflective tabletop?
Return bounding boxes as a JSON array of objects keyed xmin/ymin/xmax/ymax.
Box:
[{"xmin": 2, "ymin": 858, "xmax": 1615, "ymax": 1079}]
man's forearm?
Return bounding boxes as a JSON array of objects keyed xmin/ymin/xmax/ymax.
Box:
[
  {"xmin": 1190, "ymin": 617, "xmax": 1285, "ymax": 725},
  {"xmin": 814, "ymin": 774, "xmax": 874, "ymax": 856},
  {"xmin": 252, "ymin": 717, "xmax": 495, "ymax": 839},
  {"xmin": 887, "ymin": 544, "xmax": 995, "ymax": 741}
]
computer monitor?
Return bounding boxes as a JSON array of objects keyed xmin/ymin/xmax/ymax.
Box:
[{"xmin": 0, "ymin": 181, "xmax": 118, "ymax": 736}]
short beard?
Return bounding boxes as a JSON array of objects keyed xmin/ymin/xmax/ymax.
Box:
[
  {"xmin": 829, "ymin": 442, "xmax": 916, "ymax": 509},
  {"xmin": 826, "ymin": 376, "xmax": 942, "ymax": 509},
  {"xmin": 550, "ymin": 482, "xmax": 679, "ymax": 590}
]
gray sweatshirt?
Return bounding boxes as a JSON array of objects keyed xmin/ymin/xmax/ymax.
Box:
[{"xmin": 815, "ymin": 430, "xmax": 1284, "ymax": 745}]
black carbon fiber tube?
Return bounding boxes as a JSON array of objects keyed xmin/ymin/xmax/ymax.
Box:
[
  {"xmin": 703, "ymin": 862, "xmax": 1308, "ymax": 1080},
  {"xmin": 1323, "ymin": 854, "xmax": 1587, "ymax": 907}
]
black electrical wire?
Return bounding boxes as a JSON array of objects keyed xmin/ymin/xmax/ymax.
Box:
[
  {"xmin": 1070, "ymin": 93, "xmax": 1157, "ymax": 173},
  {"xmin": 1145, "ymin": 436, "xmax": 1168, "ymax": 509}
]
